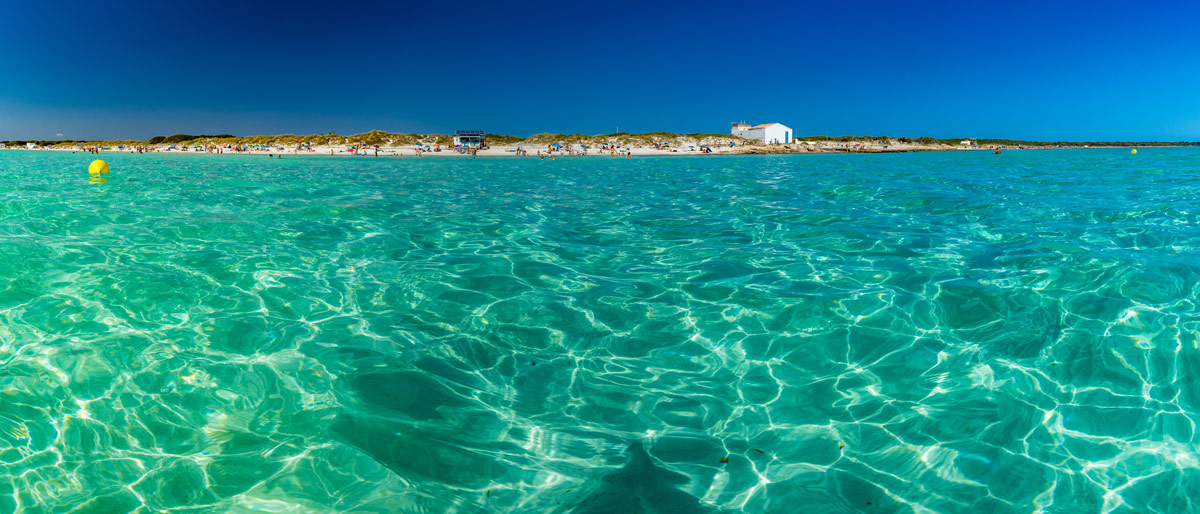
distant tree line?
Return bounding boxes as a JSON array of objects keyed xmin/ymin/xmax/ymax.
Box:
[
  {"xmin": 0, "ymin": 139, "xmax": 86, "ymax": 146},
  {"xmin": 147, "ymin": 134, "xmax": 235, "ymax": 144},
  {"xmin": 9, "ymin": 132, "xmax": 1200, "ymax": 149},
  {"xmin": 796, "ymin": 135, "xmax": 1200, "ymax": 147},
  {"xmin": 963, "ymin": 139, "xmax": 1200, "ymax": 147}
]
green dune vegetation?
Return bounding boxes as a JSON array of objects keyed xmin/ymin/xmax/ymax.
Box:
[
  {"xmin": 2, "ymin": 131, "xmax": 756, "ymax": 149},
  {"xmin": 4, "ymin": 131, "xmax": 1198, "ymax": 149}
]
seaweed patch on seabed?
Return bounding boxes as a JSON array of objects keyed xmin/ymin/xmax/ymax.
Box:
[{"xmin": 570, "ymin": 442, "xmax": 719, "ymax": 514}]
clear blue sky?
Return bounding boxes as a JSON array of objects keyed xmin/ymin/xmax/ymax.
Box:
[{"xmin": 2, "ymin": 0, "xmax": 1198, "ymax": 141}]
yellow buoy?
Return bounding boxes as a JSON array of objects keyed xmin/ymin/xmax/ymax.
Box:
[
  {"xmin": 1131, "ymin": 149, "xmax": 1138, "ymax": 154},
  {"xmin": 88, "ymin": 160, "xmax": 109, "ymax": 175}
]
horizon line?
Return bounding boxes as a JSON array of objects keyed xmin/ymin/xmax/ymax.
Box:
[{"xmin": 1, "ymin": 131, "xmax": 1197, "ymax": 145}]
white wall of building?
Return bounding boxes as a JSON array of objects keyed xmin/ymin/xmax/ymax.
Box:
[
  {"xmin": 762, "ymin": 124, "xmax": 791, "ymax": 144},
  {"xmin": 731, "ymin": 123, "xmax": 792, "ymax": 144},
  {"xmin": 732, "ymin": 127, "xmax": 763, "ymax": 141}
]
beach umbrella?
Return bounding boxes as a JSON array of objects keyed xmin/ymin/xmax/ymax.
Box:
[{"xmin": 551, "ymin": 143, "xmax": 562, "ymax": 148}]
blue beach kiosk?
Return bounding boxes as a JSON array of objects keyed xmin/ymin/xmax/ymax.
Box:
[{"xmin": 453, "ymin": 130, "xmax": 486, "ymax": 148}]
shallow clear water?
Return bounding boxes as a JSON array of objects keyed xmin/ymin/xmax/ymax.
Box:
[{"xmin": 1, "ymin": 149, "xmax": 1198, "ymax": 513}]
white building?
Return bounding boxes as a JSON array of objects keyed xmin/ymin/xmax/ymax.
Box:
[
  {"xmin": 960, "ymin": 139, "xmax": 975, "ymax": 147},
  {"xmin": 453, "ymin": 130, "xmax": 485, "ymax": 147},
  {"xmin": 731, "ymin": 122, "xmax": 792, "ymax": 144},
  {"xmin": 26, "ymin": 143, "xmax": 37, "ymax": 149}
]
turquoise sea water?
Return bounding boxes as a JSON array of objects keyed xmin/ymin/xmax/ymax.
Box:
[{"xmin": 1, "ymin": 148, "xmax": 1199, "ymax": 513}]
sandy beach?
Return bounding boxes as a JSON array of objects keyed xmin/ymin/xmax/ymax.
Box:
[{"xmin": 3, "ymin": 137, "xmax": 1005, "ymax": 157}]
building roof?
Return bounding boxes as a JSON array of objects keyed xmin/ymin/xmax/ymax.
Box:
[{"xmin": 751, "ymin": 123, "xmax": 781, "ymax": 129}]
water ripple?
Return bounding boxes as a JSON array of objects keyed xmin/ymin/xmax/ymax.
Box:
[{"xmin": 1, "ymin": 149, "xmax": 1199, "ymax": 512}]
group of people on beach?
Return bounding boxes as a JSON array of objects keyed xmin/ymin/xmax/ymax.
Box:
[
  {"xmin": 65, "ymin": 144, "xmax": 637, "ymax": 159},
  {"xmin": 534, "ymin": 147, "xmax": 630, "ymax": 160}
]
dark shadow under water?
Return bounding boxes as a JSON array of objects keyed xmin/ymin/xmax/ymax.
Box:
[{"xmin": 569, "ymin": 442, "xmax": 718, "ymax": 514}]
